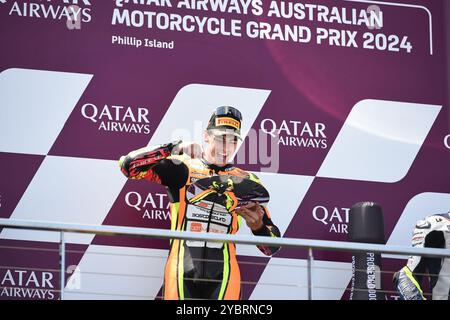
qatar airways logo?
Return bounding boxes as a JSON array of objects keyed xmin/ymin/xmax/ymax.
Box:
[
  {"xmin": 0, "ymin": 266, "xmax": 81, "ymax": 300},
  {"xmin": 125, "ymin": 191, "xmax": 170, "ymax": 220},
  {"xmin": 260, "ymin": 119, "xmax": 327, "ymax": 149},
  {"xmin": 0, "ymin": 269, "xmax": 56, "ymax": 300},
  {"xmin": 2, "ymin": 0, "xmax": 92, "ymax": 29},
  {"xmin": 312, "ymin": 205, "xmax": 350, "ymax": 234},
  {"xmin": 81, "ymin": 103, "xmax": 151, "ymax": 134}
]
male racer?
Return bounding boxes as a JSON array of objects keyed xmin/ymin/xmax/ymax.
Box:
[
  {"xmin": 119, "ymin": 106, "xmax": 280, "ymax": 300},
  {"xmin": 393, "ymin": 211, "xmax": 450, "ymax": 300}
]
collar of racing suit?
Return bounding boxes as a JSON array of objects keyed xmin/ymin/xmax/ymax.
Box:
[{"xmin": 200, "ymin": 157, "xmax": 233, "ymax": 173}]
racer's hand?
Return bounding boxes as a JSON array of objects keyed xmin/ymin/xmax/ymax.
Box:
[
  {"xmin": 235, "ymin": 202, "xmax": 264, "ymax": 231},
  {"xmin": 173, "ymin": 141, "xmax": 203, "ymax": 159}
]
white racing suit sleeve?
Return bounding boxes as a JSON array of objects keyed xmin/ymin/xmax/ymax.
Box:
[
  {"xmin": 394, "ymin": 266, "xmax": 426, "ymax": 300},
  {"xmin": 393, "ymin": 213, "xmax": 450, "ymax": 300}
]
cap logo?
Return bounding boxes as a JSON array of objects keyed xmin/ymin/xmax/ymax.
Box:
[{"xmin": 215, "ymin": 117, "xmax": 240, "ymax": 130}]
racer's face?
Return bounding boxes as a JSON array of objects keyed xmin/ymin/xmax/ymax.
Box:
[{"xmin": 204, "ymin": 131, "xmax": 238, "ymax": 166}]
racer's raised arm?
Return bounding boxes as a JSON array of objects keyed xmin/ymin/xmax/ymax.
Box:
[{"xmin": 119, "ymin": 141, "xmax": 189, "ymax": 189}]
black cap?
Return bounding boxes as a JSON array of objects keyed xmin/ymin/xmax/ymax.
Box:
[{"xmin": 206, "ymin": 106, "xmax": 242, "ymax": 140}]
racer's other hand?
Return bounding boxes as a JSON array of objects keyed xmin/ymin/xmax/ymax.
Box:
[
  {"xmin": 235, "ymin": 202, "xmax": 264, "ymax": 231},
  {"xmin": 173, "ymin": 141, "xmax": 203, "ymax": 159}
]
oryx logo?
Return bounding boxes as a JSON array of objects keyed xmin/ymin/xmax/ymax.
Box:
[
  {"xmin": 81, "ymin": 103, "xmax": 151, "ymax": 135},
  {"xmin": 4, "ymin": 0, "xmax": 92, "ymax": 28}
]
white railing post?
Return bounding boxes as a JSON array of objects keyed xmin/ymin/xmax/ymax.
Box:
[
  {"xmin": 60, "ymin": 231, "xmax": 65, "ymax": 300},
  {"xmin": 307, "ymin": 247, "xmax": 314, "ymax": 300}
]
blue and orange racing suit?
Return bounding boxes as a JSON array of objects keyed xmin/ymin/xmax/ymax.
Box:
[{"xmin": 119, "ymin": 142, "xmax": 281, "ymax": 300}]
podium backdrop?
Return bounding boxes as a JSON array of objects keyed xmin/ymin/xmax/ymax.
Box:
[{"xmin": 0, "ymin": 0, "xmax": 449, "ymax": 300}]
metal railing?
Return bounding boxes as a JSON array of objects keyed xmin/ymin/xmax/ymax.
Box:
[{"xmin": 1, "ymin": 218, "xmax": 450, "ymax": 300}]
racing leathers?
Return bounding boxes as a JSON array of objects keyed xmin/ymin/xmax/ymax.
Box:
[
  {"xmin": 393, "ymin": 212, "xmax": 450, "ymax": 300},
  {"xmin": 119, "ymin": 142, "xmax": 281, "ymax": 300}
]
